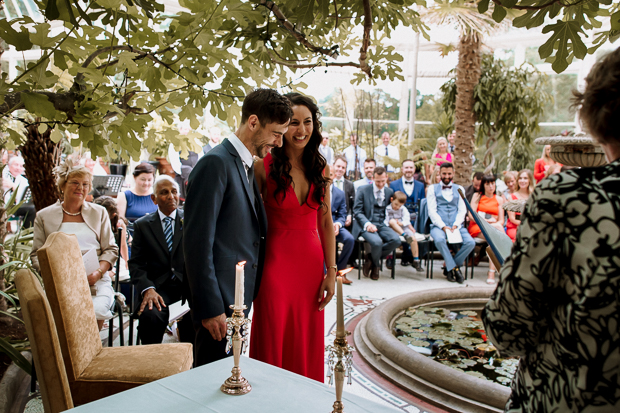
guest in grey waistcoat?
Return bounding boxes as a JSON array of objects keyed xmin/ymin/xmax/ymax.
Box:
[
  {"xmin": 352, "ymin": 166, "xmax": 401, "ymax": 280},
  {"xmin": 426, "ymin": 162, "xmax": 475, "ymax": 283}
]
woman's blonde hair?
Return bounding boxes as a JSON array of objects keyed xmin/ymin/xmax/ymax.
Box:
[
  {"xmin": 518, "ymin": 169, "xmax": 535, "ymax": 194},
  {"xmin": 503, "ymin": 171, "xmax": 517, "ymax": 185},
  {"xmin": 429, "ymin": 165, "xmax": 441, "ymax": 184},
  {"xmin": 540, "ymin": 145, "xmax": 552, "ymax": 162},
  {"xmin": 432, "ymin": 137, "xmax": 448, "ymax": 158},
  {"xmin": 53, "ymin": 158, "xmax": 93, "ymax": 193}
]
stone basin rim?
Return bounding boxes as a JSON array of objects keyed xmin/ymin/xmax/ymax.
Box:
[{"xmin": 361, "ymin": 286, "xmax": 510, "ymax": 410}]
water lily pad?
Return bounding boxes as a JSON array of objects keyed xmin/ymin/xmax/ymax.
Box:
[
  {"xmin": 409, "ymin": 340, "xmax": 430, "ymax": 347},
  {"xmin": 496, "ymin": 376, "xmax": 512, "ymax": 385},
  {"xmin": 483, "ymin": 364, "xmax": 496, "ymax": 370},
  {"xmin": 461, "ymin": 310, "xmax": 477, "ymax": 316}
]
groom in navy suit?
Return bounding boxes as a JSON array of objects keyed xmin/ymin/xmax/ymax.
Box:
[
  {"xmin": 390, "ymin": 159, "xmax": 425, "ymax": 265},
  {"xmin": 331, "ymin": 184, "xmax": 354, "ymax": 284},
  {"xmin": 184, "ymin": 89, "xmax": 292, "ymax": 366}
]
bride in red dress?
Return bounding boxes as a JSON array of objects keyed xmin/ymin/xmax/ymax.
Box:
[{"xmin": 251, "ymin": 93, "xmax": 337, "ymax": 382}]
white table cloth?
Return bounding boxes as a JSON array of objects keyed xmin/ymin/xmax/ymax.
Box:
[{"xmin": 68, "ymin": 357, "xmax": 400, "ymax": 412}]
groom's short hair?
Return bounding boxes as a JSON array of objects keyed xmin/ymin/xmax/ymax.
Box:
[{"xmin": 241, "ymin": 89, "xmax": 293, "ymax": 127}]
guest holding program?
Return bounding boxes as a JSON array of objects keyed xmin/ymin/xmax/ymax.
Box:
[{"xmin": 31, "ymin": 159, "xmax": 118, "ymax": 331}]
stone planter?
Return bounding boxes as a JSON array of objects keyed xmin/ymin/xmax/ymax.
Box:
[
  {"xmin": 534, "ymin": 136, "xmax": 607, "ymax": 168},
  {"xmin": 354, "ymin": 287, "xmax": 508, "ymax": 413}
]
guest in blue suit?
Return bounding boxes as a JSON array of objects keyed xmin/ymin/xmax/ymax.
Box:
[
  {"xmin": 390, "ymin": 159, "xmax": 425, "ymax": 265},
  {"xmin": 331, "ymin": 184, "xmax": 354, "ymax": 284}
]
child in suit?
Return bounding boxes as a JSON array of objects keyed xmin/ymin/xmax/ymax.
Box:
[{"xmin": 386, "ymin": 191, "xmax": 423, "ymax": 272}]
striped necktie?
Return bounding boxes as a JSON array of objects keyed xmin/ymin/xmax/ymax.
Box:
[{"xmin": 163, "ymin": 216, "xmax": 173, "ymax": 252}]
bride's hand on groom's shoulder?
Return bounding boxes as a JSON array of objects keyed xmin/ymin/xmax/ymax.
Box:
[{"xmin": 318, "ymin": 272, "xmax": 336, "ymax": 311}]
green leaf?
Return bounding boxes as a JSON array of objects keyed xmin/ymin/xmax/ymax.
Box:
[
  {"xmin": 20, "ymin": 93, "xmax": 58, "ymax": 119},
  {"xmin": 50, "ymin": 127, "xmax": 63, "ymax": 143},
  {"xmin": 478, "ymin": 0, "xmax": 490, "ymax": 14},
  {"xmin": 540, "ymin": 21, "xmax": 587, "ymax": 73},
  {"xmin": 298, "ymin": 1, "xmax": 315, "ymax": 26},
  {"xmin": 492, "ymin": 4, "xmax": 507, "ymax": 23},
  {"xmin": 611, "ymin": 11, "xmax": 620, "ymax": 31},
  {"xmin": 29, "ymin": 23, "xmax": 60, "ymax": 48},
  {"xmin": 0, "ymin": 20, "xmax": 34, "ymax": 51},
  {"xmin": 500, "ymin": 0, "xmax": 518, "ymax": 8},
  {"xmin": 0, "ymin": 337, "xmax": 31, "ymax": 375}
]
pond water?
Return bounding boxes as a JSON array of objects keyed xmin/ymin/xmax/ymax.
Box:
[{"xmin": 393, "ymin": 306, "xmax": 518, "ymax": 387}]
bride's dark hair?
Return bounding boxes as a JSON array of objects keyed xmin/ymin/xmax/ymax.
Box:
[{"xmin": 269, "ymin": 93, "xmax": 329, "ymax": 209}]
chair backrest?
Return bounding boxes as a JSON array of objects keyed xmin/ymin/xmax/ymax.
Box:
[
  {"xmin": 37, "ymin": 231, "xmax": 102, "ymax": 382},
  {"xmin": 15, "ymin": 269, "xmax": 74, "ymax": 413},
  {"xmin": 416, "ymin": 198, "xmax": 431, "ymax": 234}
]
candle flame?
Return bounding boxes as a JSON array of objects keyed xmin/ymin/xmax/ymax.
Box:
[
  {"xmin": 338, "ymin": 267, "xmax": 353, "ymax": 275},
  {"xmin": 237, "ymin": 261, "xmax": 247, "ymax": 267}
]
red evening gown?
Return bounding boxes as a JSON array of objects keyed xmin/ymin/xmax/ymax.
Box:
[{"xmin": 250, "ymin": 154, "xmax": 325, "ymax": 382}]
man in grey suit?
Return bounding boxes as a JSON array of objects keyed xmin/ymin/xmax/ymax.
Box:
[
  {"xmin": 183, "ymin": 89, "xmax": 292, "ymax": 366},
  {"xmin": 352, "ymin": 166, "xmax": 401, "ymax": 280}
]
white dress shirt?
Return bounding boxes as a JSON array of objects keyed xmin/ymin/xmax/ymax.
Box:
[
  {"xmin": 319, "ymin": 145, "xmax": 334, "ymax": 166},
  {"xmin": 374, "ymin": 144, "xmax": 400, "ymax": 172},
  {"xmin": 354, "ymin": 176, "xmax": 373, "ymax": 191},
  {"xmin": 427, "ymin": 182, "xmax": 467, "ymax": 229},
  {"xmin": 343, "ymin": 145, "xmax": 367, "ymax": 175},
  {"xmin": 401, "ymin": 176, "xmax": 415, "ymax": 196},
  {"xmin": 332, "ymin": 177, "xmax": 345, "ymax": 191},
  {"xmin": 227, "ymin": 133, "xmax": 254, "ymax": 181}
]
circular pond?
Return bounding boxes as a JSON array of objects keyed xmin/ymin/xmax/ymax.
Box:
[{"xmin": 354, "ymin": 287, "xmax": 511, "ymax": 413}]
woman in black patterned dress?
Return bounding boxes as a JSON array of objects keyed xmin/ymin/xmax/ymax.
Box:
[{"xmin": 482, "ymin": 47, "xmax": 620, "ymax": 412}]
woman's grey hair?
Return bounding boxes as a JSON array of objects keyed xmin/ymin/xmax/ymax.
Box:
[{"xmin": 152, "ymin": 174, "xmax": 179, "ymax": 195}]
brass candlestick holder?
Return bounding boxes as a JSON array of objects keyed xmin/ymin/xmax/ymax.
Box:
[
  {"xmin": 326, "ymin": 333, "xmax": 354, "ymax": 412},
  {"xmin": 220, "ymin": 304, "xmax": 252, "ymax": 395}
]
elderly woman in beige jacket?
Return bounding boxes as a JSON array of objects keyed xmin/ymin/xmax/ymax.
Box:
[{"xmin": 31, "ymin": 159, "xmax": 118, "ymax": 330}]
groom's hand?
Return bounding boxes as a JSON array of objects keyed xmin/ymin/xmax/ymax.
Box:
[{"xmin": 202, "ymin": 313, "xmax": 227, "ymax": 341}]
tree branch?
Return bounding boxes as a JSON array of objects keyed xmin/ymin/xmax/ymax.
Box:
[
  {"xmin": 0, "ymin": 91, "xmax": 83, "ymax": 118},
  {"xmin": 258, "ymin": 0, "xmax": 338, "ymax": 58},
  {"xmin": 490, "ymin": 0, "xmax": 586, "ymax": 11},
  {"xmin": 265, "ymin": 49, "xmax": 360, "ymax": 69},
  {"xmin": 359, "ymin": 0, "xmax": 372, "ymax": 77}
]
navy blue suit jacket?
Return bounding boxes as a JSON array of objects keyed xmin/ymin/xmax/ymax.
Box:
[
  {"xmin": 390, "ymin": 178, "xmax": 425, "ymax": 215},
  {"xmin": 331, "ymin": 187, "xmax": 347, "ymax": 228},
  {"xmin": 183, "ymin": 139, "xmax": 268, "ymax": 324}
]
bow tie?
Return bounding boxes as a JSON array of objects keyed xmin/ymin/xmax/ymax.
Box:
[
  {"xmin": 442, "ymin": 185, "xmax": 452, "ymax": 190},
  {"xmin": 404, "ymin": 181, "xmax": 414, "ymax": 185}
]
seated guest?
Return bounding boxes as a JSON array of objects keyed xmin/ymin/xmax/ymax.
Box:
[
  {"xmin": 374, "ymin": 132, "xmax": 399, "ymax": 172},
  {"xmin": 129, "ymin": 175, "xmax": 193, "ymax": 345},
  {"xmin": 501, "ymin": 171, "xmax": 517, "ymax": 201},
  {"xmin": 385, "ymin": 191, "xmax": 423, "ymax": 272},
  {"xmin": 427, "ymin": 162, "xmax": 475, "ymax": 284},
  {"xmin": 353, "ymin": 167, "xmax": 401, "ymax": 280},
  {"xmin": 31, "ymin": 159, "xmax": 118, "ymax": 331},
  {"xmin": 534, "ymin": 144, "xmax": 562, "ymax": 183},
  {"xmin": 331, "ymin": 156, "xmax": 355, "ymax": 230},
  {"xmin": 431, "ymin": 137, "xmax": 452, "ymax": 167},
  {"xmin": 482, "ymin": 47, "xmax": 620, "ymax": 412},
  {"xmin": 390, "ymin": 159, "xmax": 425, "ymax": 266},
  {"xmin": 3, "ymin": 155, "xmax": 29, "ymax": 204},
  {"xmin": 468, "ymin": 175, "xmax": 505, "ymax": 284},
  {"xmin": 117, "ymin": 162, "xmax": 157, "ymax": 231},
  {"xmin": 464, "ymin": 171, "xmax": 484, "ymax": 202},
  {"xmin": 3, "ymin": 155, "xmax": 35, "ymax": 228},
  {"xmin": 354, "ymin": 158, "xmax": 376, "ymax": 190},
  {"xmin": 390, "ymin": 159, "xmax": 425, "ymax": 218},
  {"xmin": 331, "ymin": 183, "xmax": 354, "ymax": 284},
  {"xmin": 505, "ymin": 169, "xmax": 534, "ymax": 242}
]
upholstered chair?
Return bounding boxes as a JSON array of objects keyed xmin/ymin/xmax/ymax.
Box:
[
  {"xmin": 36, "ymin": 232, "xmax": 193, "ymax": 406},
  {"xmin": 15, "ymin": 269, "xmax": 74, "ymax": 413}
]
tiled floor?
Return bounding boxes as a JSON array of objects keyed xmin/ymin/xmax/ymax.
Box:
[{"xmin": 24, "ymin": 257, "xmax": 492, "ymax": 413}]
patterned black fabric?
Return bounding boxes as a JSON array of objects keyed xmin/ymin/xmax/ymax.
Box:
[{"xmin": 482, "ymin": 159, "xmax": 620, "ymax": 412}]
